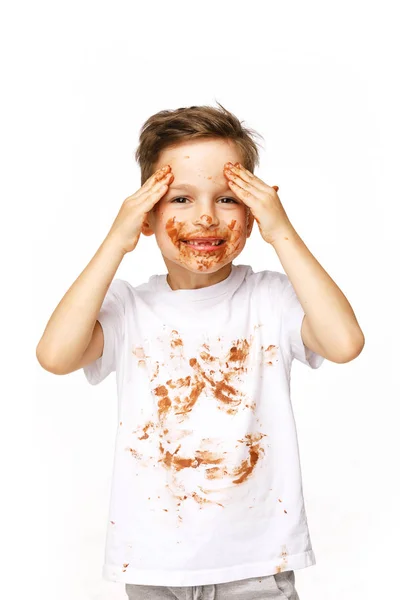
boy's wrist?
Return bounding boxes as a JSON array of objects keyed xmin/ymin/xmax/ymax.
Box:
[{"xmin": 101, "ymin": 234, "xmax": 128, "ymax": 259}]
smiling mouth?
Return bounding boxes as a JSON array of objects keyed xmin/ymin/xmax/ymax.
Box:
[
  {"xmin": 181, "ymin": 239, "xmax": 225, "ymax": 246},
  {"xmin": 180, "ymin": 239, "xmax": 226, "ymax": 251}
]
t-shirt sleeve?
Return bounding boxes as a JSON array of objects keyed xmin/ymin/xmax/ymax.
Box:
[
  {"xmin": 280, "ymin": 275, "xmax": 325, "ymax": 369},
  {"xmin": 83, "ymin": 278, "xmax": 126, "ymax": 385}
]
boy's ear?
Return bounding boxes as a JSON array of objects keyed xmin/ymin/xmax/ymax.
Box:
[
  {"xmin": 141, "ymin": 212, "xmax": 155, "ymax": 237},
  {"xmin": 246, "ymin": 210, "xmax": 255, "ymax": 238}
]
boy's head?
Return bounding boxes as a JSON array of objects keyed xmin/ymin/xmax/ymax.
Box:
[{"xmin": 135, "ymin": 102, "xmax": 264, "ymax": 280}]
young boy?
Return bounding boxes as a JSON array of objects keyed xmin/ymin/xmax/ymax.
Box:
[{"xmin": 36, "ymin": 103, "xmax": 365, "ymax": 600}]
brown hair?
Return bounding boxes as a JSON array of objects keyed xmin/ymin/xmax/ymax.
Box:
[{"xmin": 134, "ymin": 101, "xmax": 264, "ymax": 186}]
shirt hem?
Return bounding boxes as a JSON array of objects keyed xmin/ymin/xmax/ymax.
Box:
[{"xmin": 102, "ymin": 550, "xmax": 316, "ymax": 586}]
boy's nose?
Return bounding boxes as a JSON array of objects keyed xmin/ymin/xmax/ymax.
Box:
[{"xmin": 193, "ymin": 213, "xmax": 220, "ymax": 227}]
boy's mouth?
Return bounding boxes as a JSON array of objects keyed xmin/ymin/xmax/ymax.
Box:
[{"xmin": 180, "ymin": 237, "xmax": 226, "ymax": 251}]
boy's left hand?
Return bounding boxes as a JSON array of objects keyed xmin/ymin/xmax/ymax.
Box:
[{"xmin": 224, "ymin": 162, "xmax": 293, "ymax": 244}]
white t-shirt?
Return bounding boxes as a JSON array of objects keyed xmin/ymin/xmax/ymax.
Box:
[{"xmin": 83, "ymin": 263, "xmax": 324, "ymax": 587}]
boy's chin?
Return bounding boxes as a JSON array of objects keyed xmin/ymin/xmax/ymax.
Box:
[{"xmin": 161, "ymin": 251, "xmax": 239, "ymax": 274}]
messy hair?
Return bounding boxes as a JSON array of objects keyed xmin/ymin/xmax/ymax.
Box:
[{"xmin": 134, "ymin": 101, "xmax": 264, "ymax": 186}]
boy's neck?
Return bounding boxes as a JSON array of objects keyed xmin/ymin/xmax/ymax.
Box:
[{"xmin": 165, "ymin": 262, "xmax": 233, "ymax": 291}]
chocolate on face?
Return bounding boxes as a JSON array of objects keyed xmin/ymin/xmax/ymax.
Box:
[
  {"xmin": 165, "ymin": 216, "xmax": 244, "ymax": 272},
  {"xmin": 150, "ymin": 139, "xmax": 251, "ymax": 272}
]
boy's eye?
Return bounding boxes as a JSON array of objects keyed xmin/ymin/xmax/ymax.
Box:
[{"xmin": 171, "ymin": 197, "xmax": 238, "ymax": 204}]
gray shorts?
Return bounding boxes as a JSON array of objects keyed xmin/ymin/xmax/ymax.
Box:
[{"xmin": 125, "ymin": 570, "xmax": 299, "ymax": 599}]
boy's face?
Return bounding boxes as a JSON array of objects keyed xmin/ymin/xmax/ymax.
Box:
[{"xmin": 142, "ymin": 138, "xmax": 254, "ymax": 284}]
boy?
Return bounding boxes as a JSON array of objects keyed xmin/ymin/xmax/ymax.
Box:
[{"xmin": 36, "ymin": 103, "xmax": 365, "ymax": 599}]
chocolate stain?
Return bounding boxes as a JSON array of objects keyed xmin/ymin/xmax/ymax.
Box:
[
  {"xmin": 138, "ymin": 423, "xmax": 152, "ymax": 440},
  {"xmin": 170, "ymin": 330, "xmax": 183, "ymax": 348},
  {"xmin": 128, "ymin": 329, "xmax": 278, "ymax": 520},
  {"xmin": 154, "ymin": 385, "xmax": 172, "ymax": 420},
  {"xmin": 165, "ymin": 216, "xmax": 243, "ymax": 272},
  {"xmin": 276, "ymin": 545, "xmax": 289, "ymax": 573},
  {"xmin": 141, "ymin": 332, "xmax": 263, "ymax": 423},
  {"xmin": 231, "ymin": 433, "xmax": 267, "ymax": 482},
  {"xmin": 154, "ymin": 430, "xmax": 268, "ymax": 511},
  {"xmin": 132, "ymin": 346, "xmax": 148, "ymax": 369},
  {"xmin": 126, "ymin": 447, "xmax": 143, "ymax": 460},
  {"xmin": 152, "ymin": 362, "xmax": 160, "ymax": 381},
  {"xmin": 261, "ymin": 344, "xmax": 279, "ymax": 366}
]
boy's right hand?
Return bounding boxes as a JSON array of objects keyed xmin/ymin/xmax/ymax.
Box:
[{"xmin": 105, "ymin": 165, "xmax": 174, "ymax": 255}]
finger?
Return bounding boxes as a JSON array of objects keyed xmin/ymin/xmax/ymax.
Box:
[
  {"xmin": 134, "ymin": 170, "xmax": 173, "ymax": 203},
  {"xmin": 224, "ymin": 163, "xmax": 266, "ymax": 193},
  {"xmin": 225, "ymin": 178, "xmax": 260, "ymax": 211},
  {"xmin": 224, "ymin": 169, "xmax": 265, "ymax": 203},
  {"xmin": 140, "ymin": 172, "xmax": 174, "ymax": 209},
  {"xmin": 153, "ymin": 166, "xmax": 171, "ymax": 182},
  {"xmin": 142, "ymin": 165, "xmax": 172, "ymax": 193}
]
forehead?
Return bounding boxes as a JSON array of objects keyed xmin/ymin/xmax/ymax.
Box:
[{"xmin": 154, "ymin": 138, "xmax": 242, "ymax": 171}]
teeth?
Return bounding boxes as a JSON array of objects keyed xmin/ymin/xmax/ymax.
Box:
[{"xmin": 184, "ymin": 240, "xmax": 223, "ymax": 246}]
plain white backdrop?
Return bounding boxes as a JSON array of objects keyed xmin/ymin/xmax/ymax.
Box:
[{"xmin": 2, "ymin": 1, "xmax": 398, "ymax": 599}]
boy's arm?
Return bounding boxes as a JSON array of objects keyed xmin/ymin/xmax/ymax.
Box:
[
  {"xmin": 36, "ymin": 235, "xmax": 126, "ymax": 375},
  {"xmin": 36, "ymin": 165, "xmax": 174, "ymax": 375},
  {"xmin": 223, "ymin": 162, "xmax": 365, "ymax": 363},
  {"xmin": 272, "ymin": 226, "xmax": 365, "ymax": 363}
]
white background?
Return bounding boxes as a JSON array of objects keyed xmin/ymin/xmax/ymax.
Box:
[{"xmin": 2, "ymin": 1, "xmax": 398, "ymax": 599}]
